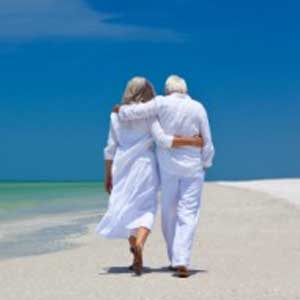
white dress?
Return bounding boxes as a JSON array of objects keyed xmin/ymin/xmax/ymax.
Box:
[{"xmin": 96, "ymin": 113, "xmax": 173, "ymax": 239}]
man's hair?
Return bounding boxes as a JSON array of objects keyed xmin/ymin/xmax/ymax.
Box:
[
  {"xmin": 164, "ymin": 75, "xmax": 188, "ymax": 95},
  {"xmin": 122, "ymin": 77, "xmax": 156, "ymax": 104}
]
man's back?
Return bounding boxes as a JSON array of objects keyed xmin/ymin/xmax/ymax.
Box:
[
  {"xmin": 155, "ymin": 93, "xmax": 208, "ymax": 176},
  {"xmin": 156, "ymin": 93, "xmax": 205, "ymax": 137},
  {"xmin": 119, "ymin": 92, "xmax": 214, "ymax": 177}
]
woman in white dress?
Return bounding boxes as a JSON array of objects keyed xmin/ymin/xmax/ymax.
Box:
[{"xmin": 96, "ymin": 77, "xmax": 203, "ymax": 275}]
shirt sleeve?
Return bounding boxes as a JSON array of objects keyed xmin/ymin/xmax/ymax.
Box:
[
  {"xmin": 148, "ymin": 118, "xmax": 173, "ymax": 149},
  {"xmin": 103, "ymin": 119, "xmax": 118, "ymax": 160},
  {"xmin": 119, "ymin": 98, "xmax": 159, "ymax": 121},
  {"xmin": 200, "ymin": 108, "xmax": 215, "ymax": 168}
]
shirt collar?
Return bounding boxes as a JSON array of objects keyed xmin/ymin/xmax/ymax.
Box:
[{"xmin": 171, "ymin": 92, "xmax": 190, "ymax": 100}]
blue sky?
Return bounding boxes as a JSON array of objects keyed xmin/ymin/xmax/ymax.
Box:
[{"xmin": 0, "ymin": 0, "xmax": 299, "ymax": 181}]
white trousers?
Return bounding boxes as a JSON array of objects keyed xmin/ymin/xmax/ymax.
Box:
[{"xmin": 161, "ymin": 170, "xmax": 205, "ymax": 267}]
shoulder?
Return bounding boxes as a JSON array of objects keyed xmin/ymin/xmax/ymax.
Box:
[
  {"xmin": 154, "ymin": 94, "xmax": 177, "ymax": 108},
  {"xmin": 189, "ymin": 97, "xmax": 207, "ymax": 116},
  {"xmin": 110, "ymin": 112, "xmax": 120, "ymax": 125},
  {"xmin": 110, "ymin": 112, "xmax": 118, "ymax": 120},
  {"xmin": 151, "ymin": 95, "xmax": 167, "ymax": 110},
  {"xmin": 153, "ymin": 95, "xmax": 165, "ymax": 104}
]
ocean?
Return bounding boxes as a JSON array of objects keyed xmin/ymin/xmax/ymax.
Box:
[
  {"xmin": 0, "ymin": 181, "xmax": 108, "ymax": 222},
  {"xmin": 0, "ymin": 181, "xmax": 108, "ymax": 259}
]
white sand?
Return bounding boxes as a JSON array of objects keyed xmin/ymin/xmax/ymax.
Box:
[
  {"xmin": 218, "ymin": 179, "xmax": 300, "ymax": 208},
  {"xmin": 0, "ymin": 182, "xmax": 300, "ymax": 300}
]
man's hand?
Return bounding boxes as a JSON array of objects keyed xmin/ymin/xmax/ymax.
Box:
[
  {"xmin": 113, "ymin": 105, "xmax": 120, "ymax": 113},
  {"xmin": 105, "ymin": 175, "xmax": 112, "ymax": 194}
]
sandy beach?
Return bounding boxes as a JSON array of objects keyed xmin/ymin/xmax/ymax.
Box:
[{"xmin": 1, "ymin": 181, "xmax": 300, "ymax": 300}]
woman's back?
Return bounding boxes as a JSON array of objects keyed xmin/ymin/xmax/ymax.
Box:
[
  {"xmin": 106, "ymin": 113, "xmax": 155, "ymax": 180},
  {"xmin": 111, "ymin": 113, "xmax": 152, "ymax": 150}
]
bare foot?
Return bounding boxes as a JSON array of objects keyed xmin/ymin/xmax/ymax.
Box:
[
  {"xmin": 133, "ymin": 245, "xmax": 143, "ymax": 276},
  {"xmin": 129, "ymin": 246, "xmax": 135, "ymax": 271},
  {"xmin": 174, "ymin": 266, "xmax": 189, "ymax": 278}
]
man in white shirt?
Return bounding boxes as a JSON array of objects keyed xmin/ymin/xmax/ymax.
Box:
[{"xmin": 117, "ymin": 75, "xmax": 215, "ymax": 277}]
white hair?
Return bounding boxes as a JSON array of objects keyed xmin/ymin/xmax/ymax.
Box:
[
  {"xmin": 164, "ymin": 75, "xmax": 188, "ymax": 95},
  {"xmin": 122, "ymin": 76, "xmax": 156, "ymax": 104}
]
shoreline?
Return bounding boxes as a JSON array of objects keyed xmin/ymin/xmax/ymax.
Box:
[{"xmin": 218, "ymin": 178, "xmax": 300, "ymax": 209}]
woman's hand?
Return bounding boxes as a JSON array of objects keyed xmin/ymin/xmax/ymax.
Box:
[
  {"xmin": 192, "ymin": 135, "xmax": 204, "ymax": 148},
  {"xmin": 104, "ymin": 160, "xmax": 113, "ymax": 194},
  {"xmin": 105, "ymin": 175, "xmax": 112, "ymax": 194},
  {"xmin": 172, "ymin": 135, "xmax": 204, "ymax": 148}
]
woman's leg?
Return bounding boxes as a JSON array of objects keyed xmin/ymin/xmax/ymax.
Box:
[
  {"xmin": 136, "ymin": 227, "xmax": 150, "ymax": 248},
  {"xmin": 133, "ymin": 227, "xmax": 150, "ymax": 275},
  {"xmin": 128, "ymin": 235, "xmax": 136, "ymax": 249},
  {"xmin": 128, "ymin": 233, "xmax": 137, "ymax": 270}
]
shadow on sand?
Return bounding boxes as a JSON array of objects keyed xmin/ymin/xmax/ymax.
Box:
[{"xmin": 99, "ymin": 266, "xmax": 207, "ymax": 277}]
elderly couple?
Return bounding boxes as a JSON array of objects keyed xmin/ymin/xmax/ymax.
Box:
[{"xmin": 96, "ymin": 75, "xmax": 215, "ymax": 278}]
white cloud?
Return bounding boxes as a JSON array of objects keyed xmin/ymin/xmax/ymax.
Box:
[{"xmin": 0, "ymin": 0, "xmax": 182, "ymax": 42}]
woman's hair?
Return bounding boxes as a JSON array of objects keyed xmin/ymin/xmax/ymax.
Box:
[{"xmin": 122, "ymin": 77, "xmax": 156, "ymax": 104}]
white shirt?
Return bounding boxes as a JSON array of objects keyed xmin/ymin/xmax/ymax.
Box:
[{"xmin": 119, "ymin": 93, "xmax": 215, "ymax": 177}]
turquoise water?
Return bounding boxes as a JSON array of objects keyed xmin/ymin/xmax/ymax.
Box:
[{"xmin": 0, "ymin": 182, "xmax": 108, "ymax": 222}]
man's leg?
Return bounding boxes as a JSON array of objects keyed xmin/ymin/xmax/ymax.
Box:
[
  {"xmin": 160, "ymin": 172, "xmax": 180, "ymax": 264},
  {"xmin": 172, "ymin": 171, "xmax": 205, "ymax": 268}
]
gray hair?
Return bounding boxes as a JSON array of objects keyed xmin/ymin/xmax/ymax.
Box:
[
  {"xmin": 165, "ymin": 75, "xmax": 188, "ymax": 95},
  {"xmin": 122, "ymin": 77, "xmax": 156, "ymax": 104}
]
